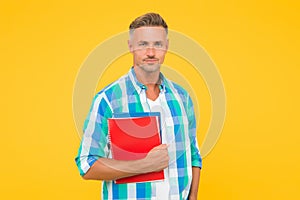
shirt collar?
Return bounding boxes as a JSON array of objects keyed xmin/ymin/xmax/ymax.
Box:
[{"xmin": 128, "ymin": 67, "xmax": 166, "ymax": 94}]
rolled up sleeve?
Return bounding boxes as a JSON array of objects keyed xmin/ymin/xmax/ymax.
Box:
[
  {"xmin": 187, "ymin": 95, "xmax": 202, "ymax": 168},
  {"xmin": 75, "ymin": 94, "xmax": 112, "ymax": 176}
]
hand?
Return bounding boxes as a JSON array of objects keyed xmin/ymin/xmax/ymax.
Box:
[{"xmin": 142, "ymin": 144, "xmax": 169, "ymax": 173}]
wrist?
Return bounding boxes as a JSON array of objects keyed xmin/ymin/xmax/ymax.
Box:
[{"xmin": 188, "ymin": 193, "xmax": 197, "ymax": 200}]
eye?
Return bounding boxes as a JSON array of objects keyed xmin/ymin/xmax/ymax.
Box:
[
  {"xmin": 154, "ymin": 42, "xmax": 163, "ymax": 48},
  {"xmin": 138, "ymin": 42, "xmax": 147, "ymax": 46}
]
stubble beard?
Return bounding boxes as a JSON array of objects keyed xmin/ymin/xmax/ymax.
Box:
[{"xmin": 139, "ymin": 63, "xmax": 161, "ymax": 73}]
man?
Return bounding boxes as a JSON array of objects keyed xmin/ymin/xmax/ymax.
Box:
[{"xmin": 75, "ymin": 13, "xmax": 202, "ymax": 200}]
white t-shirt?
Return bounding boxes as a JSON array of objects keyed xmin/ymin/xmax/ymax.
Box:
[{"xmin": 147, "ymin": 96, "xmax": 170, "ymax": 200}]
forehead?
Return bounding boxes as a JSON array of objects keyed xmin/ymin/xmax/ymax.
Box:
[{"xmin": 132, "ymin": 26, "xmax": 167, "ymax": 41}]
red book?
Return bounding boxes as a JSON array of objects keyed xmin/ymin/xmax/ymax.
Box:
[{"xmin": 108, "ymin": 113, "xmax": 164, "ymax": 184}]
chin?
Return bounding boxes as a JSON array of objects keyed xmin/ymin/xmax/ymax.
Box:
[{"xmin": 140, "ymin": 64, "xmax": 161, "ymax": 73}]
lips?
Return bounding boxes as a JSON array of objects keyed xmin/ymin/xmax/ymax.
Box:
[{"xmin": 144, "ymin": 59, "xmax": 158, "ymax": 63}]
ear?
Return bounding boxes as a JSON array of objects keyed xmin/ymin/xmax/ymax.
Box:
[{"xmin": 128, "ymin": 39, "xmax": 133, "ymax": 53}]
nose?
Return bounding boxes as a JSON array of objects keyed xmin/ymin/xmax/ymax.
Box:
[{"xmin": 146, "ymin": 47, "xmax": 155, "ymax": 57}]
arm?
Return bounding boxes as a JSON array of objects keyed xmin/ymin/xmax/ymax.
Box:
[
  {"xmin": 76, "ymin": 94, "xmax": 169, "ymax": 180},
  {"xmin": 83, "ymin": 144, "xmax": 169, "ymax": 180},
  {"xmin": 188, "ymin": 167, "xmax": 201, "ymax": 200},
  {"xmin": 186, "ymin": 95, "xmax": 202, "ymax": 199}
]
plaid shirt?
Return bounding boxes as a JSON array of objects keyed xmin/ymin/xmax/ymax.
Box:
[{"xmin": 75, "ymin": 67, "xmax": 202, "ymax": 200}]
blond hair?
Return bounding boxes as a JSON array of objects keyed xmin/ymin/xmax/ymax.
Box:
[{"xmin": 129, "ymin": 13, "xmax": 168, "ymax": 36}]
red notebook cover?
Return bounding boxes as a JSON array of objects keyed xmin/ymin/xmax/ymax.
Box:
[{"xmin": 108, "ymin": 114, "xmax": 164, "ymax": 184}]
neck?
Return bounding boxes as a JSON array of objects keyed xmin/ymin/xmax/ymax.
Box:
[
  {"xmin": 133, "ymin": 66, "xmax": 161, "ymax": 100},
  {"xmin": 133, "ymin": 66, "xmax": 161, "ymax": 87}
]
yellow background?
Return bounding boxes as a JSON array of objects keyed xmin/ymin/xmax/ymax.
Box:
[{"xmin": 1, "ymin": 0, "xmax": 299, "ymax": 199}]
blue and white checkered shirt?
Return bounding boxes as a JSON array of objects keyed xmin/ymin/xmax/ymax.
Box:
[{"xmin": 75, "ymin": 67, "xmax": 202, "ymax": 200}]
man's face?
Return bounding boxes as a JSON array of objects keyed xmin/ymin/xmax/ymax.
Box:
[{"xmin": 128, "ymin": 26, "xmax": 168, "ymax": 73}]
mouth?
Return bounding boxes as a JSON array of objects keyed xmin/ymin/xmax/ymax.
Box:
[{"xmin": 144, "ymin": 59, "xmax": 159, "ymax": 64}]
